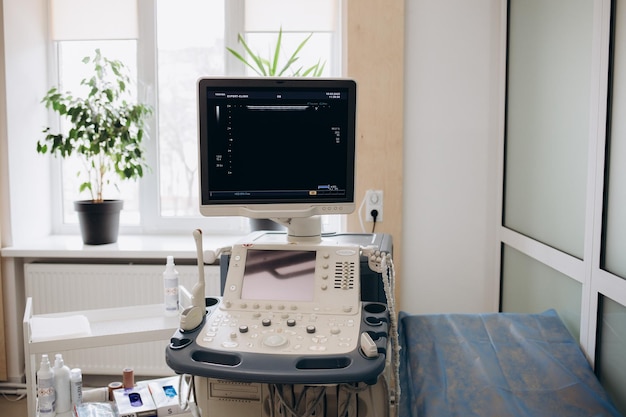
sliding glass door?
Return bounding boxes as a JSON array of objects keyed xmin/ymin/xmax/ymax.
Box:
[{"xmin": 502, "ymin": 0, "xmax": 626, "ymax": 413}]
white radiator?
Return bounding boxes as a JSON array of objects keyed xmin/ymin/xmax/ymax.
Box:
[{"xmin": 24, "ymin": 262, "xmax": 221, "ymax": 376}]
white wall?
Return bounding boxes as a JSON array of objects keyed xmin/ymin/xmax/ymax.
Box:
[
  {"xmin": 2, "ymin": 0, "xmax": 50, "ymax": 247},
  {"xmin": 1, "ymin": 0, "xmax": 50, "ymax": 382},
  {"xmin": 401, "ymin": 0, "xmax": 504, "ymax": 314}
]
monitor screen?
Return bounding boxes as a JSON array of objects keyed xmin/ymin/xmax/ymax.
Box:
[
  {"xmin": 240, "ymin": 249, "xmax": 316, "ymax": 302},
  {"xmin": 198, "ymin": 77, "xmax": 357, "ymax": 220}
]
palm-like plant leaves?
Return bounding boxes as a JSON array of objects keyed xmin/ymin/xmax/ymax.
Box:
[{"xmin": 227, "ymin": 27, "xmax": 325, "ymax": 77}]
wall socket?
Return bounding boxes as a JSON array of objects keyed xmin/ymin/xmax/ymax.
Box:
[{"xmin": 365, "ymin": 190, "xmax": 383, "ymax": 222}]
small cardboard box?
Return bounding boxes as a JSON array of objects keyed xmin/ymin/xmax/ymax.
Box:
[
  {"xmin": 113, "ymin": 385, "xmax": 157, "ymax": 417},
  {"xmin": 148, "ymin": 376, "xmax": 190, "ymax": 416}
]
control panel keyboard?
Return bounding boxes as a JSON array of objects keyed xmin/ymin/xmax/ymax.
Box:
[{"xmin": 196, "ymin": 309, "xmax": 361, "ymax": 355}]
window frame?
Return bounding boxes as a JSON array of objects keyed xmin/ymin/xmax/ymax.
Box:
[{"xmin": 48, "ymin": 0, "xmax": 345, "ymax": 236}]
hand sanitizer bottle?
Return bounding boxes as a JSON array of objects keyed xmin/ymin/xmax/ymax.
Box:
[
  {"xmin": 37, "ymin": 354, "xmax": 56, "ymax": 417},
  {"xmin": 53, "ymin": 353, "xmax": 71, "ymax": 414},
  {"xmin": 164, "ymin": 255, "xmax": 179, "ymax": 316}
]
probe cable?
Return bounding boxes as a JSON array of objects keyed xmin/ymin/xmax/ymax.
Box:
[
  {"xmin": 270, "ymin": 384, "xmax": 326, "ymax": 417},
  {"xmin": 381, "ymin": 254, "xmax": 401, "ymax": 417}
]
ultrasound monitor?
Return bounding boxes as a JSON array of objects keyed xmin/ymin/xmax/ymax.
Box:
[{"xmin": 197, "ymin": 77, "xmax": 356, "ymax": 241}]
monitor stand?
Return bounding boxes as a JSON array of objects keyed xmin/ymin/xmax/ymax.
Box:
[{"xmin": 271, "ymin": 216, "xmax": 322, "ymax": 243}]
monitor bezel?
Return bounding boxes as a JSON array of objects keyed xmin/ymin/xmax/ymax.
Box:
[{"xmin": 197, "ymin": 77, "xmax": 357, "ymax": 219}]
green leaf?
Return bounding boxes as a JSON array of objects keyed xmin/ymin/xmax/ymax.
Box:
[
  {"xmin": 270, "ymin": 27, "xmax": 284, "ymax": 76},
  {"xmin": 237, "ymin": 33, "xmax": 268, "ymax": 76},
  {"xmin": 279, "ymin": 33, "xmax": 313, "ymax": 75},
  {"xmin": 36, "ymin": 142, "xmax": 47, "ymax": 153},
  {"xmin": 79, "ymin": 182, "xmax": 91, "ymax": 193}
]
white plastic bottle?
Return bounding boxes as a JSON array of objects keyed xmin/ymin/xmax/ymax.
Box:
[
  {"xmin": 164, "ymin": 255, "xmax": 179, "ymax": 316},
  {"xmin": 53, "ymin": 353, "xmax": 71, "ymax": 414},
  {"xmin": 70, "ymin": 368, "xmax": 83, "ymax": 408},
  {"xmin": 37, "ymin": 354, "xmax": 56, "ymax": 417}
]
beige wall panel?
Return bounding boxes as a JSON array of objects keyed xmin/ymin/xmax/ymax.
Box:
[{"xmin": 345, "ymin": 0, "xmax": 405, "ymax": 308}]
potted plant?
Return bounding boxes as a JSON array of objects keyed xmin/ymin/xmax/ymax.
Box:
[{"xmin": 37, "ymin": 49, "xmax": 152, "ymax": 245}]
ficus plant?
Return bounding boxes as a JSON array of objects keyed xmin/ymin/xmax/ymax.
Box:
[
  {"xmin": 37, "ymin": 49, "xmax": 152, "ymax": 203},
  {"xmin": 227, "ymin": 27, "xmax": 326, "ymax": 77}
]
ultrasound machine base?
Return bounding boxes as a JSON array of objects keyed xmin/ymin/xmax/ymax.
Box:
[
  {"xmin": 195, "ymin": 376, "xmax": 390, "ymax": 417},
  {"xmin": 166, "ymin": 233, "xmax": 393, "ymax": 416}
]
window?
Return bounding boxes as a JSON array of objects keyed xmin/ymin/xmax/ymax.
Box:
[{"xmin": 49, "ymin": 0, "xmax": 343, "ymax": 234}]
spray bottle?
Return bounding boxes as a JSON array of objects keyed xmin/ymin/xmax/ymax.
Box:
[
  {"xmin": 164, "ymin": 255, "xmax": 179, "ymax": 316},
  {"xmin": 37, "ymin": 354, "xmax": 56, "ymax": 417}
]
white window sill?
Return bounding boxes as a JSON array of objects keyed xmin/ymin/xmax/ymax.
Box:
[{"xmin": 1, "ymin": 234, "xmax": 245, "ymax": 261}]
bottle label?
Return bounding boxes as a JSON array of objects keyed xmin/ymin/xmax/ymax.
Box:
[
  {"xmin": 71, "ymin": 381, "xmax": 83, "ymax": 405},
  {"xmin": 38, "ymin": 379, "xmax": 55, "ymax": 413},
  {"xmin": 165, "ymin": 278, "xmax": 179, "ymax": 312}
]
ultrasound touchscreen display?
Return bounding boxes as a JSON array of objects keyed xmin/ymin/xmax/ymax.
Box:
[{"xmin": 240, "ymin": 249, "xmax": 316, "ymax": 302}]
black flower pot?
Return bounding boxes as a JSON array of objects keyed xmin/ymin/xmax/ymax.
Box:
[{"xmin": 74, "ymin": 200, "xmax": 123, "ymax": 245}]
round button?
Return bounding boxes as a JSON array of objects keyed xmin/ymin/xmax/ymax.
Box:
[
  {"xmin": 263, "ymin": 334, "xmax": 287, "ymax": 347},
  {"xmin": 287, "ymin": 319, "xmax": 296, "ymax": 327},
  {"xmin": 306, "ymin": 325, "xmax": 316, "ymax": 334},
  {"xmin": 239, "ymin": 325, "xmax": 249, "ymax": 333},
  {"xmin": 262, "ymin": 318, "xmax": 272, "ymax": 327}
]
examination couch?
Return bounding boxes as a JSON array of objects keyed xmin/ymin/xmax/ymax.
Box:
[{"xmin": 398, "ymin": 309, "xmax": 621, "ymax": 417}]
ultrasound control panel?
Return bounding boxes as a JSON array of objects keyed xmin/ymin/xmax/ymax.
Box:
[
  {"xmin": 197, "ymin": 310, "xmax": 360, "ymax": 355},
  {"xmin": 197, "ymin": 243, "xmax": 361, "ymax": 355},
  {"xmin": 166, "ymin": 242, "xmax": 389, "ymax": 385}
]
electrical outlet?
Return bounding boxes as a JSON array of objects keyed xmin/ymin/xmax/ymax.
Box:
[{"xmin": 365, "ymin": 189, "xmax": 383, "ymax": 222}]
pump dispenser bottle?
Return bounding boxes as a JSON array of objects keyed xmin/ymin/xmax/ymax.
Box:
[
  {"xmin": 164, "ymin": 255, "xmax": 179, "ymax": 316},
  {"xmin": 53, "ymin": 353, "xmax": 71, "ymax": 414},
  {"xmin": 37, "ymin": 354, "xmax": 56, "ymax": 417}
]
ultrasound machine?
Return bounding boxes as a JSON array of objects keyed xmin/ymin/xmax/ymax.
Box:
[{"xmin": 166, "ymin": 77, "xmax": 399, "ymax": 417}]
